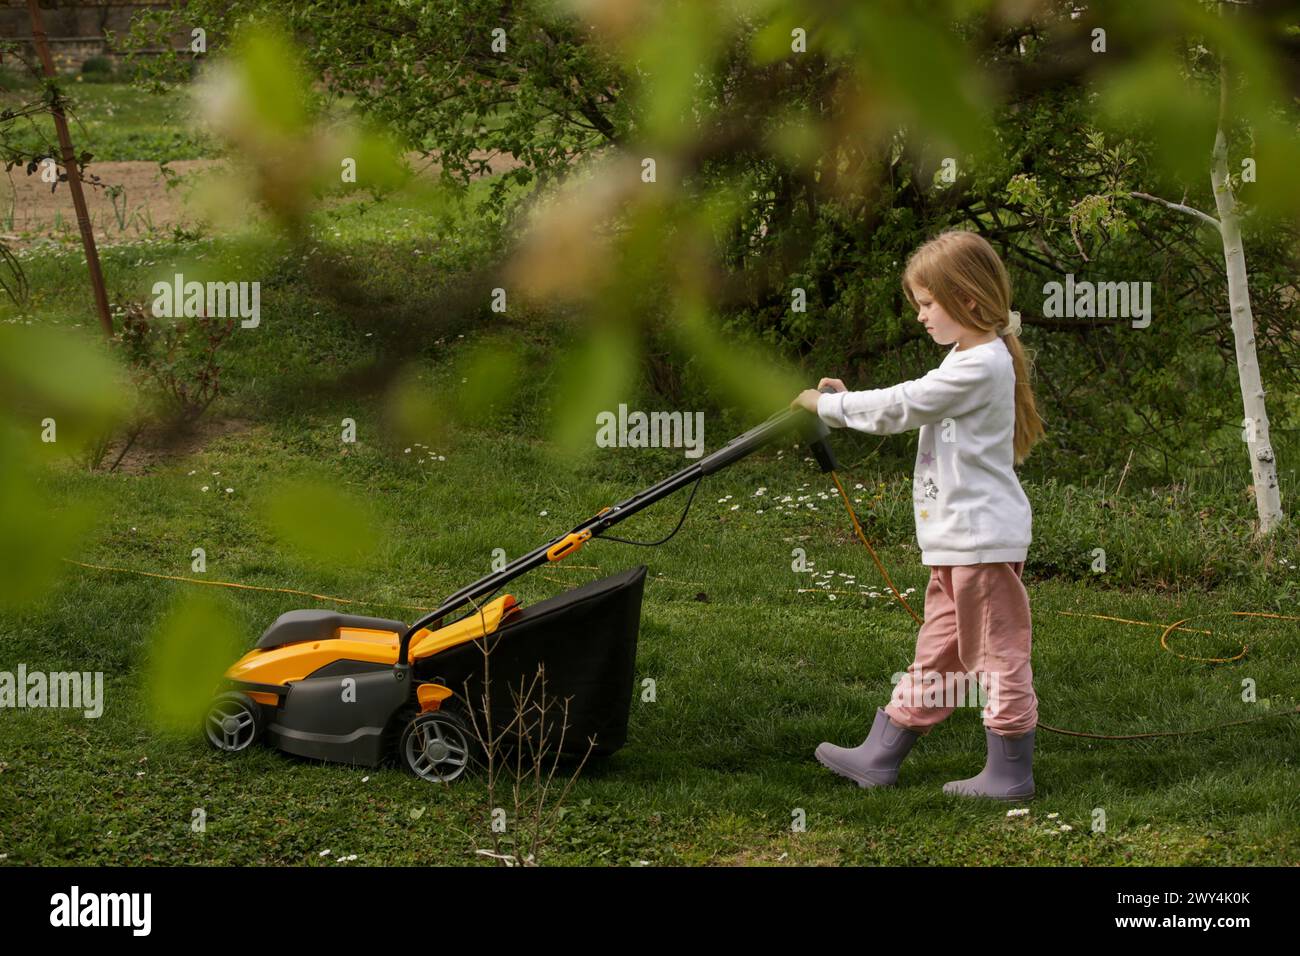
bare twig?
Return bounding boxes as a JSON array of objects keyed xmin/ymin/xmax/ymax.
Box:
[
  {"xmin": 1112, "ymin": 447, "xmax": 1135, "ymax": 500},
  {"xmin": 462, "ymin": 630, "xmax": 596, "ymax": 865}
]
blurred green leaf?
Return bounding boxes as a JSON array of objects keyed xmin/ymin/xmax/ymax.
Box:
[
  {"xmin": 634, "ymin": 2, "xmax": 725, "ymax": 148},
  {"xmin": 231, "ymin": 21, "xmax": 311, "ymax": 138},
  {"xmin": 262, "ymin": 478, "xmax": 380, "ymax": 569},
  {"xmin": 1244, "ymin": 116, "xmax": 1300, "ymax": 221},
  {"xmin": 548, "ymin": 322, "xmax": 638, "ymax": 458},
  {"xmin": 851, "ymin": 6, "xmax": 995, "ymax": 160},
  {"xmin": 147, "ymin": 592, "xmax": 245, "ymax": 732},
  {"xmin": 750, "ymin": 5, "xmax": 806, "ymax": 65},
  {"xmin": 449, "ymin": 337, "xmax": 525, "ymax": 421},
  {"xmin": 0, "ymin": 325, "xmax": 129, "ymax": 455},
  {"xmin": 387, "ymin": 365, "xmax": 446, "ymax": 447},
  {"xmin": 1096, "ymin": 51, "xmax": 1219, "ymax": 187},
  {"xmin": 338, "ymin": 122, "xmax": 412, "ymax": 194},
  {"xmin": 0, "ymin": 423, "xmax": 99, "ymax": 610},
  {"xmin": 671, "ymin": 295, "xmax": 802, "ymax": 426},
  {"xmin": 389, "ymin": 337, "xmax": 525, "ymax": 449}
]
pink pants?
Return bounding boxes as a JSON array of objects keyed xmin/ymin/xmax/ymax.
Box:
[{"xmin": 884, "ymin": 561, "xmax": 1037, "ymax": 738}]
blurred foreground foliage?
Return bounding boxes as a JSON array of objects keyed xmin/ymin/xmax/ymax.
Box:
[{"xmin": 110, "ymin": 0, "xmax": 1300, "ymax": 487}]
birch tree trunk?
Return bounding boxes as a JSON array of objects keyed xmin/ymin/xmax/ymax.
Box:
[{"xmin": 1209, "ymin": 55, "xmax": 1283, "ymax": 536}]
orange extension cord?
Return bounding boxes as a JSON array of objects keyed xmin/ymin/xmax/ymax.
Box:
[
  {"xmin": 65, "ymin": 473, "xmax": 1299, "ymax": 742},
  {"xmin": 825, "ymin": 470, "xmax": 1300, "ymax": 740}
]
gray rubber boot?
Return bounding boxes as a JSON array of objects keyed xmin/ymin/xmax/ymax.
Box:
[
  {"xmin": 942, "ymin": 726, "xmax": 1035, "ymax": 800},
  {"xmin": 815, "ymin": 708, "xmax": 921, "ymax": 788}
]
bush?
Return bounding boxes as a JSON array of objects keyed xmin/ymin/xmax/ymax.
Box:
[
  {"xmin": 80, "ymin": 56, "xmax": 114, "ymax": 77},
  {"xmin": 114, "ymin": 300, "xmax": 235, "ymax": 424}
]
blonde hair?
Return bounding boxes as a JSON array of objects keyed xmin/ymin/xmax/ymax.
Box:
[{"xmin": 902, "ymin": 229, "xmax": 1045, "ymax": 466}]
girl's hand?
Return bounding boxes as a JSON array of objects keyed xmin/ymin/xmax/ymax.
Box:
[
  {"xmin": 818, "ymin": 377, "xmax": 847, "ymax": 392},
  {"xmin": 791, "ymin": 388, "xmax": 822, "ymax": 414}
]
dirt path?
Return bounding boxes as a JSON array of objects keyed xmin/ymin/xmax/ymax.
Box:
[{"xmin": 1, "ymin": 151, "xmax": 521, "ymax": 248}]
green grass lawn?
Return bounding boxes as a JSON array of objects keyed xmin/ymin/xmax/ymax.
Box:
[
  {"xmin": 1, "ymin": 399, "xmax": 1297, "ymax": 866},
  {"xmin": 1, "ymin": 161, "xmax": 1297, "ymax": 866}
]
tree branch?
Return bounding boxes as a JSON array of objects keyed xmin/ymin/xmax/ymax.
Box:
[{"xmin": 1129, "ymin": 191, "xmax": 1221, "ymax": 231}]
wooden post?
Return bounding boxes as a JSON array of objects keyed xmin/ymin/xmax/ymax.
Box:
[{"xmin": 25, "ymin": 0, "xmax": 114, "ymax": 338}]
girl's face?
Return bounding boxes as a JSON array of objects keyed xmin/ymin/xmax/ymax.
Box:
[{"xmin": 911, "ymin": 284, "xmax": 969, "ymax": 347}]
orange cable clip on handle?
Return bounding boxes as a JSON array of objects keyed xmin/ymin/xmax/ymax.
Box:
[
  {"xmin": 546, "ymin": 506, "xmax": 614, "ymax": 562},
  {"xmin": 547, "ymin": 528, "xmax": 592, "ymax": 561}
]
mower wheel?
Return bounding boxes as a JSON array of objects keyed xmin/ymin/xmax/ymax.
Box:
[
  {"xmin": 400, "ymin": 709, "xmax": 477, "ymax": 784},
  {"xmin": 204, "ymin": 692, "xmax": 266, "ymax": 753}
]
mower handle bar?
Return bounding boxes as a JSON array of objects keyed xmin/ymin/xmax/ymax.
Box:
[{"xmin": 396, "ymin": 391, "xmax": 839, "ymax": 664}]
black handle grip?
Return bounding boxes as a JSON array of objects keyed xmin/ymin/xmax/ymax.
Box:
[{"xmin": 802, "ymin": 385, "xmax": 840, "ymax": 473}]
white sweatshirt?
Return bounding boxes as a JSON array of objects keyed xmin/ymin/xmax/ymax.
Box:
[{"xmin": 816, "ymin": 336, "xmax": 1032, "ymax": 566}]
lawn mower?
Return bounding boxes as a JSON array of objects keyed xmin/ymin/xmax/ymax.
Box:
[{"xmin": 205, "ymin": 392, "xmax": 841, "ymax": 783}]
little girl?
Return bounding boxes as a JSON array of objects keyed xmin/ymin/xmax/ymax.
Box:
[{"xmin": 790, "ymin": 229, "xmax": 1046, "ymax": 800}]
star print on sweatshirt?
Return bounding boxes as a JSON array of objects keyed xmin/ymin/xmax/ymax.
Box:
[{"xmin": 816, "ymin": 336, "xmax": 1032, "ymax": 566}]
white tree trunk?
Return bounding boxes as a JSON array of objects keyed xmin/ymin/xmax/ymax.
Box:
[{"xmin": 1209, "ymin": 57, "xmax": 1283, "ymax": 536}]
